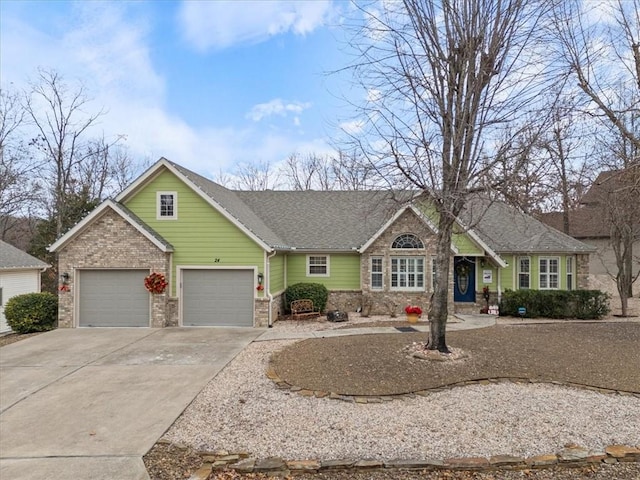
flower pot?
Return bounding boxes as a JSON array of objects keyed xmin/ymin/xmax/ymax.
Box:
[{"xmin": 406, "ymin": 314, "xmax": 419, "ymax": 324}]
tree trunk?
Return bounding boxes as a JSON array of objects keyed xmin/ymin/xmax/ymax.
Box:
[{"xmin": 427, "ymin": 212, "xmax": 454, "ymax": 353}]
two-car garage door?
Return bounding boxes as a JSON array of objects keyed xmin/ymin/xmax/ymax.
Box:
[{"xmin": 77, "ymin": 268, "xmax": 254, "ymax": 327}]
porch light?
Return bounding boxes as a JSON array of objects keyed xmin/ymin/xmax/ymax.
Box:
[
  {"xmin": 60, "ymin": 272, "xmax": 70, "ymax": 284},
  {"xmin": 257, "ymin": 272, "xmax": 264, "ymax": 286}
]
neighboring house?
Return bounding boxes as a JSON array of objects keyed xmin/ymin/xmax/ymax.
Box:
[
  {"xmin": 49, "ymin": 158, "xmax": 593, "ymax": 328},
  {"xmin": 539, "ymin": 168, "xmax": 640, "ymax": 296},
  {"xmin": 0, "ymin": 240, "xmax": 49, "ymax": 333}
]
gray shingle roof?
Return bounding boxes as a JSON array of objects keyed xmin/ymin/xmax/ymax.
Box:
[
  {"xmin": 115, "ymin": 203, "xmax": 175, "ymax": 251},
  {"xmin": 160, "ymin": 161, "xmax": 594, "ymax": 254},
  {"xmin": 461, "ymin": 196, "xmax": 594, "ymax": 254},
  {"xmin": 0, "ymin": 240, "xmax": 49, "ymax": 270},
  {"xmin": 236, "ymin": 190, "xmax": 407, "ymax": 250}
]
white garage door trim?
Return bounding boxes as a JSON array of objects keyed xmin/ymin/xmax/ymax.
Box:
[
  {"xmin": 176, "ymin": 265, "xmax": 257, "ymax": 327},
  {"xmin": 77, "ymin": 269, "xmax": 151, "ymax": 327}
]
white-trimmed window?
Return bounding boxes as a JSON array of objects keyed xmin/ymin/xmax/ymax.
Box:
[
  {"xmin": 566, "ymin": 256, "xmax": 574, "ymax": 291},
  {"xmin": 371, "ymin": 257, "xmax": 383, "ymax": 289},
  {"xmin": 518, "ymin": 256, "xmax": 530, "ymax": 289},
  {"xmin": 392, "ymin": 234, "xmax": 424, "ymax": 249},
  {"xmin": 157, "ymin": 192, "xmax": 177, "ymax": 219},
  {"xmin": 307, "ymin": 255, "xmax": 329, "ymax": 276},
  {"xmin": 539, "ymin": 257, "xmax": 559, "ymax": 289},
  {"xmin": 391, "ymin": 257, "xmax": 424, "ymax": 290}
]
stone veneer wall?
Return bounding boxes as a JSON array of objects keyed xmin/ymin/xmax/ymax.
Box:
[
  {"xmin": 326, "ymin": 291, "xmax": 362, "ymax": 313},
  {"xmin": 576, "ymin": 253, "xmax": 590, "ymax": 289},
  {"xmin": 360, "ymin": 209, "xmax": 454, "ymax": 316},
  {"xmin": 57, "ymin": 209, "xmax": 171, "ymax": 328}
]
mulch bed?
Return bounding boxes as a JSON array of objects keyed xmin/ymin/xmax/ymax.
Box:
[{"xmin": 270, "ymin": 323, "xmax": 640, "ymax": 396}]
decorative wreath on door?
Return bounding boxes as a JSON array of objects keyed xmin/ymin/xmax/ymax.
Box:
[{"xmin": 144, "ymin": 272, "xmax": 168, "ymax": 294}]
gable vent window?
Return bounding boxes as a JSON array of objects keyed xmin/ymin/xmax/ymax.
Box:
[
  {"xmin": 392, "ymin": 234, "xmax": 424, "ymax": 249},
  {"xmin": 157, "ymin": 192, "xmax": 177, "ymax": 220}
]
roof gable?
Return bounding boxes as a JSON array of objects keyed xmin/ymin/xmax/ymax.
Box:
[
  {"xmin": 48, "ymin": 200, "xmax": 174, "ymax": 253},
  {"xmin": 117, "ymin": 158, "xmax": 279, "ymax": 251},
  {"xmin": 0, "ymin": 240, "xmax": 49, "ymax": 270}
]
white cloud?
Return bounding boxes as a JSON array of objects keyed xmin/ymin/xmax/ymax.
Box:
[
  {"xmin": 246, "ymin": 99, "xmax": 312, "ymax": 122},
  {"xmin": 0, "ymin": 2, "xmax": 333, "ymax": 179},
  {"xmin": 339, "ymin": 119, "xmax": 365, "ymax": 135},
  {"xmin": 178, "ymin": 0, "xmax": 335, "ymax": 50}
]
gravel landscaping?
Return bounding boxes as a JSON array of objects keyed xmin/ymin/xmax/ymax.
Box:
[{"xmin": 158, "ymin": 323, "xmax": 640, "ymax": 472}]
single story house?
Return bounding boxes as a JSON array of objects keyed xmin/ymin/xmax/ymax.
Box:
[
  {"xmin": 49, "ymin": 158, "xmax": 594, "ymax": 328},
  {"xmin": 0, "ymin": 240, "xmax": 49, "ymax": 333}
]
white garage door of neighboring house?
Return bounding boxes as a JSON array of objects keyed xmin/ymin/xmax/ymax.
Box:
[
  {"xmin": 0, "ymin": 271, "xmax": 40, "ymax": 333},
  {"xmin": 78, "ymin": 270, "xmax": 150, "ymax": 327},
  {"xmin": 182, "ymin": 269, "xmax": 253, "ymax": 327}
]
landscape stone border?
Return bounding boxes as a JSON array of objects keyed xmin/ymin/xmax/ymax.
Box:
[
  {"xmin": 265, "ymin": 366, "xmax": 640, "ymax": 401},
  {"xmin": 177, "ymin": 442, "xmax": 640, "ymax": 479},
  {"xmin": 176, "ymin": 372, "xmax": 640, "ymax": 479}
]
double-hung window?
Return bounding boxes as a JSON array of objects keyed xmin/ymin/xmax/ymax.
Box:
[
  {"xmin": 518, "ymin": 256, "xmax": 530, "ymax": 289},
  {"xmin": 307, "ymin": 255, "xmax": 329, "ymax": 276},
  {"xmin": 370, "ymin": 257, "xmax": 383, "ymax": 289},
  {"xmin": 157, "ymin": 192, "xmax": 177, "ymax": 219},
  {"xmin": 539, "ymin": 257, "xmax": 559, "ymax": 289},
  {"xmin": 391, "ymin": 257, "xmax": 424, "ymax": 290},
  {"xmin": 566, "ymin": 256, "xmax": 574, "ymax": 291}
]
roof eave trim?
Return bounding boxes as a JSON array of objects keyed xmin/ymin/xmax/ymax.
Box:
[
  {"xmin": 117, "ymin": 158, "xmax": 273, "ymax": 253},
  {"xmin": 456, "ymin": 220, "xmax": 508, "ymax": 268},
  {"xmin": 48, "ymin": 199, "xmax": 173, "ymax": 253}
]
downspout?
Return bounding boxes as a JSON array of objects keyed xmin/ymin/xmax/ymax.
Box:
[
  {"xmin": 497, "ymin": 265, "xmax": 502, "ymax": 304},
  {"xmin": 266, "ymin": 250, "xmax": 277, "ymax": 328}
]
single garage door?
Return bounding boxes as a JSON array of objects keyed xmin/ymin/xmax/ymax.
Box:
[
  {"xmin": 182, "ymin": 269, "xmax": 253, "ymax": 326},
  {"xmin": 79, "ymin": 270, "xmax": 150, "ymax": 327}
]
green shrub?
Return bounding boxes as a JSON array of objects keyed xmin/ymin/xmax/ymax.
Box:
[
  {"xmin": 499, "ymin": 289, "xmax": 609, "ymax": 320},
  {"xmin": 284, "ymin": 283, "xmax": 329, "ymax": 313},
  {"xmin": 4, "ymin": 292, "xmax": 58, "ymax": 334}
]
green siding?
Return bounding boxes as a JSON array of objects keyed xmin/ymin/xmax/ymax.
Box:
[
  {"xmin": 501, "ymin": 254, "xmax": 575, "ymax": 292},
  {"xmin": 452, "ymin": 230, "xmax": 483, "ymax": 255},
  {"xmin": 286, "ymin": 253, "xmax": 361, "ymax": 289},
  {"xmin": 124, "ymin": 169, "xmax": 264, "ymax": 295},
  {"xmin": 414, "ymin": 202, "xmax": 483, "ymax": 255},
  {"xmin": 269, "ymin": 254, "xmax": 285, "ymax": 294}
]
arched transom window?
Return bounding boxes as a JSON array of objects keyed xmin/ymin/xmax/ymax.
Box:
[{"xmin": 392, "ymin": 234, "xmax": 424, "ymax": 249}]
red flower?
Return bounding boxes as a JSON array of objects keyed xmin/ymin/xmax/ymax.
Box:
[
  {"xmin": 144, "ymin": 272, "xmax": 167, "ymax": 294},
  {"xmin": 256, "ymin": 285, "xmax": 264, "ymax": 291},
  {"xmin": 404, "ymin": 305, "xmax": 422, "ymax": 315}
]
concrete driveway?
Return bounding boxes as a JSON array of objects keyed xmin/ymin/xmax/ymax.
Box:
[{"xmin": 0, "ymin": 327, "xmax": 262, "ymax": 480}]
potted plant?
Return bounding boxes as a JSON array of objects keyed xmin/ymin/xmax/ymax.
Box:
[{"xmin": 404, "ymin": 305, "xmax": 422, "ymax": 323}]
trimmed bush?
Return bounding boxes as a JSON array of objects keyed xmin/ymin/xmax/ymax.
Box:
[
  {"xmin": 499, "ymin": 289, "xmax": 610, "ymax": 320},
  {"xmin": 284, "ymin": 283, "xmax": 329, "ymax": 313},
  {"xmin": 4, "ymin": 292, "xmax": 58, "ymax": 334}
]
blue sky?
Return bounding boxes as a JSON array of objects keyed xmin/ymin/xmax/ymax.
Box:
[{"xmin": 0, "ymin": 0, "xmax": 358, "ymax": 178}]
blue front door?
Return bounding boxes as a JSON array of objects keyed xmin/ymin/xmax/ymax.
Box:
[{"xmin": 454, "ymin": 257, "xmax": 476, "ymax": 302}]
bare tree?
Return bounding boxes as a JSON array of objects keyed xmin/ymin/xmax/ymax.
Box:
[
  {"xmin": 283, "ymin": 153, "xmax": 334, "ymax": 190},
  {"xmin": 345, "ymin": 0, "xmax": 556, "ymax": 352},
  {"xmin": 230, "ymin": 160, "xmax": 281, "ymax": 191},
  {"xmin": 593, "ymin": 165, "xmax": 640, "ymax": 315},
  {"xmin": 24, "ymin": 69, "xmax": 107, "ymax": 238},
  {"xmin": 551, "ymin": 0, "xmax": 639, "ymax": 151},
  {"xmin": 0, "ymin": 88, "xmax": 42, "ymax": 242}
]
